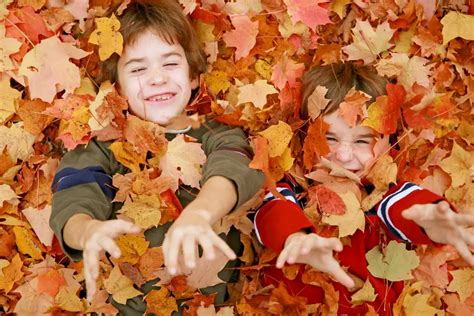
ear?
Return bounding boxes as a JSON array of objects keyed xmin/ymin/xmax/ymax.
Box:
[{"xmin": 191, "ymin": 77, "xmax": 199, "ymax": 90}]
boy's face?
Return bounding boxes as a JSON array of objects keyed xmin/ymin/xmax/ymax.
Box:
[
  {"xmin": 117, "ymin": 30, "xmax": 198, "ymax": 125},
  {"xmin": 323, "ymin": 111, "xmax": 377, "ymax": 175}
]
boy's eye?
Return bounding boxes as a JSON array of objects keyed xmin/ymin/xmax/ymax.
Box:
[
  {"xmin": 325, "ymin": 136, "xmax": 337, "ymax": 142},
  {"xmin": 164, "ymin": 62, "xmax": 179, "ymax": 67},
  {"xmin": 355, "ymin": 139, "xmax": 370, "ymax": 144},
  {"xmin": 131, "ymin": 67, "xmax": 146, "ymax": 73}
]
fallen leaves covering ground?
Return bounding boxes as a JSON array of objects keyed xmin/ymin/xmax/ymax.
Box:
[{"xmin": 0, "ymin": 0, "xmax": 473, "ymax": 315}]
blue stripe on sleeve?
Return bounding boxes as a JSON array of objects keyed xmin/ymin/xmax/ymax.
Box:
[{"xmin": 52, "ymin": 166, "xmax": 115, "ymax": 199}]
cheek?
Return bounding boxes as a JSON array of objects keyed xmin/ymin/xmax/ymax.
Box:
[{"xmin": 354, "ymin": 147, "xmax": 375, "ymax": 164}]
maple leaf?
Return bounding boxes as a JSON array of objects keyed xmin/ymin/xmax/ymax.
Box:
[
  {"xmin": 366, "ymin": 240, "xmax": 420, "ymax": 281},
  {"xmin": 138, "ymin": 247, "xmax": 164, "ymax": 282},
  {"xmin": 6, "ymin": 6, "xmax": 54, "ymax": 46},
  {"xmin": 361, "ymin": 96, "xmax": 399, "ymax": 135},
  {"xmin": 440, "ymin": 11, "xmax": 474, "ymax": 45},
  {"xmin": 271, "ymin": 55, "xmax": 305, "ymax": 90},
  {"xmin": 322, "ymin": 191, "xmax": 365, "ymax": 237},
  {"xmin": 159, "ymin": 134, "xmax": 206, "ymax": 190},
  {"xmin": 376, "ymin": 53, "xmax": 432, "ymax": 90},
  {"xmin": 17, "ymin": 99, "xmax": 54, "ymax": 135},
  {"xmin": 338, "ymin": 88, "xmax": 370, "ymax": 127},
  {"xmin": 447, "ymin": 269, "xmax": 474, "ymax": 302},
  {"xmin": 104, "ymin": 266, "xmax": 142, "ymax": 305},
  {"xmin": 0, "ymin": 123, "xmax": 36, "ymax": 161},
  {"xmin": 114, "ymin": 233, "xmax": 149, "ymax": 265},
  {"xmin": 197, "ymin": 304, "xmax": 235, "ymax": 315},
  {"xmin": 13, "ymin": 281, "xmax": 54, "ymax": 315},
  {"xmin": 145, "ymin": 287, "xmax": 178, "ymax": 316},
  {"xmin": 0, "ymin": 0, "xmax": 13, "ymax": 19},
  {"xmin": 309, "ymin": 185, "xmax": 346, "ymax": 215},
  {"xmin": 237, "ymin": 80, "xmax": 278, "ymax": 109},
  {"xmin": 443, "ymin": 293, "xmax": 474, "ymax": 315},
  {"xmin": 21, "ymin": 205, "xmax": 54, "ymax": 247},
  {"xmin": 0, "ymin": 24, "xmax": 21, "ymax": 72},
  {"xmin": 284, "ymin": 0, "xmax": 331, "ymax": 31},
  {"xmin": 0, "ymin": 183, "xmax": 19, "ymax": 207},
  {"xmin": 413, "ymin": 248, "xmax": 450, "ymax": 289},
  {"xmin": 203, "ymin": 70, "xmax": 232, "ymax": 96},
  {"xmin": 18, "ymin": 36, "xmax": 90, "ymax": 102},
  {"xmin": 222, "ymin": 15, "xmax": 258, "ymax": 60},
  {"xmin": 55, "ymin": 287, "xmax": 84, "ymax": 312},
  {"xmin": 13, "ymin": 226, "xmax": 44, "ymax": 260},
  {"xmin": 439, "ymin": 142, "xmax": 474, "ymax": 188},
  {"xmin": 342, "ymin": 20, "xmax": 395, "ymax": 64},
  {"xmin": 0, "ymin": 254, "xmax": 24, "ymax": 293},
  {"xmin": 124, "ymin": 115, "xmax": 167, "ymax": 156},
  {"xmin": 302, "ymin": 118, "xmax": 330, "ymax": 170},
  {"xmin": 365, "ymin": 154, "xmax": 397, "ymax": 190},
  {"xmin": 258, "ymin": 121, "xmax": 293, "ymax": 158},
  {"xmin": 0, "ymin": 78, "xmax": 21, "ymax": 125},
  {"xmin": 306, "ymin": 85, "xmax": 330, "ymax": 120},
  {"xmin": 109, "ymin": 141, "xmax": 146, "ymax": 174},
  {"xmin": 351, "ymin": 279, "xmax": 377, "ymax": 305},
  {"xmin": 87, "ymin": 289, "xmax": 119, "ymax": 315},
  {"xmin": 403, "ymin": 291, "xmax": 444, "ymax": 315},
  {"xmin": 118, "ymin": 195, "xmax": 162, "ymax": 230},
  {"xmin": 89, "ymin": 14, "xmax": 123, "ymax": 61}
]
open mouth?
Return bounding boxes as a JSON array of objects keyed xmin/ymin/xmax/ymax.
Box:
[{"xmin": 145, "ymin": 93, "xmax": 176, "ymax": 102}]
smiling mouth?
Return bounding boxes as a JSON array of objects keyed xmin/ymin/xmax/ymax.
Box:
[{"xmin": 145, "ymin": 93, "xmax": 176, "ymax": 102}]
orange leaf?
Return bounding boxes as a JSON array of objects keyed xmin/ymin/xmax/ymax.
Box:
[{"xmin": 303, "ymin": 118, "xmax": 329, "ymax": 171}]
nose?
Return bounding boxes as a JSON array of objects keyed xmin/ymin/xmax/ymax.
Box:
[
  {"xmin": 147, "ymin": 67, "xmax": 167, "ymax": 85},
  {"xmin": 335, "ymin": 143, "xmax": 353, "ymax": 162}
]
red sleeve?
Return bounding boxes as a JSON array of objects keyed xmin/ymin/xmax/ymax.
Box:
[
  {"xmin": 374, "ymin": 181, "xmax": 446, "ymax": 245},
  {"xmin": 254, "ymin": 199, "xmax": 314, "ymax": 252}
]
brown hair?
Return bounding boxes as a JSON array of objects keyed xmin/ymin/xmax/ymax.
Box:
[
  {"xmin": 98, "ymin": 0, "xmax": 207, "ymax": 84},
  {"xmin": 300, "ymin": 63, "xmax": 388, "ymax": 119}
]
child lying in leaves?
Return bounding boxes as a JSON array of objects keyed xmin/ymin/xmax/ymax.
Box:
[{"xmin": 253, "ymin": 63, "xmax": 474, "ymax": 315}]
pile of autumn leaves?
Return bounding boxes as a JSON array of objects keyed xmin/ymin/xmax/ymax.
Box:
[{"xmin": 0, "ymin": 0, "xmax": 473, "ymax": 314}]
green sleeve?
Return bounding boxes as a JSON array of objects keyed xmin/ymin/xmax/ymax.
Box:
[
  {"xmin": 50, "ymin": 139, "xmax": 124, "ymax": 261},
  {"xmin": 198, "ymin": 121, "xmax": 264, "ymax": 209}
]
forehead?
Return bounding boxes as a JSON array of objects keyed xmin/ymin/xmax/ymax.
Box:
[
  {"xmin": 120, "ymin": 30, "xmax": 184, "ymax": 60},
  {"xmin": 323, "ymin": 111, "xmax": 376, "ymax": 136}
]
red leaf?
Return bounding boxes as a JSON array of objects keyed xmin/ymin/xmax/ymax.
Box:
[{"xmin": 308, "ymin": 185, "xmax": 346, "ymax": 215}]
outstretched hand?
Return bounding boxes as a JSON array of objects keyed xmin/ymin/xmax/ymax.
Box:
[
  {"xmin": 277, "ymin": 232, "xmax": 355, "ymax": 288},
  {"xmin": 82, "ymin": 219, "xmax": 141, "ymax": 302},
  {"xmin": 162, "ymin": 210, "xmax": 236, "ymax": 275},
  {"xmin": 403, "ymin": 201, "xmax": 474, "ymax": 266}
]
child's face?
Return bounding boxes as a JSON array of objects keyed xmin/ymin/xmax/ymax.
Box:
[
  {"xmin": 323, "ymin": 111, "xmax": 377, "ymax": 175},
  {"xmin": 117, "ymin": 30, "xmax": 198, "ymax": 125}
]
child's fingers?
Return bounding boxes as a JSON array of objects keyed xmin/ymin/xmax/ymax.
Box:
[
  {"xmin": 106, "ymin": 220, "xmax": 141, "ymax": 238},
  {"xmin": 165, "ymin": 230, "xmax": 184, "ymax": 275},
  {"xmin": 84, "ymin": 249, "xmax": 99, "ymax": 302},
  {"xmin": 182, "ymin": 235, "xmax": 197, "ymax": 269},
  {"xmin": 208, "ymin": 232, "xmax": 236, "ymax": 260},
  {"xmin": 436, "ymin": 201, "xmax": 450, "ymax": 213},
  {"xmin": 454, "ymin": 214, "xmax": 474, "ymax": 226},
  {"xmin": 453, "ymin": 240, "xmax": 474, "ymax": 266},
  {"xmin": 287, "ymin": 238, "xmax": 304, "ymax": 264},
  {"xmin": 98, "ymin": 237, "xmax": 121, "ymax": 258},
  {"xmin": 326, "ymin": 237, "xmax": 343, "ymax": 252},
  {"xmin": 327, "ymin": 264, "xmax": 354, "ymax": 289},
  {"xmin": 197, "ymin": 234, "xmax": 215, "ymax": 260},
  {"xmin": 301, "ymin": 235, "xmax": 317, "ymax": 254},
  {"xmin": 276, "ymin": 246, "xmax": 291, "ymax": 268}
]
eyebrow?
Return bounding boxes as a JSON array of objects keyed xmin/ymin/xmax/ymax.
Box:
[
  {"xmin": 325, "ymin": 132, "xmax": 375, "ymax": 138},
  {"xmin": 123, "ymin": 52, "xmax": 183, "ymax": 68}
]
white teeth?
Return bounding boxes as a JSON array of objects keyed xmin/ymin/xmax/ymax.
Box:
[{"xmin": 148, "ymin": 94, "xmax": 173, "ymax": 101}]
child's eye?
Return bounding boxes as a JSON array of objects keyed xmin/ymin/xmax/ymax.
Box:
[
  {"xmin": 131, "ymin": 67, "xmax": 145, "ymax": 73},
  {"xmin": 325, "ymin": 136, "xmax": 337, "ymax": 142},
  {"xmin": 164, "ymin": 62, "xmax": 179, "ymax": 67},
  {"xmin": 355, "ymin": 139, "xmax": 370, "ymax": 144}
]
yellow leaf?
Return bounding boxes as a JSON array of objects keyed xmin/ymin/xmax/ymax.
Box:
[
  {"xmin": 17, "ymin": 0, "xmax": 45, "ymax": 10},
  {"xmin": 204, "ymin": 71, "xmax": 231, "ymax": 95},
  {"xmin": 115, "ymin": 233, "xmax": 150, "ymax": 265},
  {"xmin": 104, "ymin": 266, "xmax": 142, "ymax": 304},
  {"xmin": 88, "ymin": 81, "xmax": 114, "ymax": 131},
  {"xmin": 441, "ymin": 11, "xmax": 474, "ymax": 45},
  {"xmin": 159, "ymin": 134, "xmax": 206, "ymax": 190},
  {"xmin": 237, "ymin": 80, "xmax": 278, "ymax": 109},
  {"xmin": 393, "ymin": 25, "xmax": 416, "ymax": 53},
  {"xmin": 254, "ymin": 58, "xmax": 272, "ymax": 80},
  {"xmin": 366, "ymin": 240, "xmax": 419, "ymax": 281},
  {"xmin": 55, "ymin": 287, "xmax": 84, "ymax": 312},
  {"xmin": 447, "ymin": 269, "xmax": 474, "ymax": 302},
  {"xmin": 331, "ymin": 0, "xmax": 351, "ymax": 19},
  {"xmin": 0, "ymin": 123, "xmax": 36, "ymax": 161},
  {"xmin": 194, "ymin": 20, "xmax": 215, "ymax": 42},
  {"xmin": 275, "ymin": 147, "xmax": 294, "ymax": 172},
  {"xmin": 13, "ymin": 226, "xmax": 44, "ymax": 260},
  {"xmin": 88, "ymin": 14, "xmax": 123, "ymax": 61},
  {"xmin": 366, "ymin": 154, "xmax": 397, "ymax": 191},
  {"xmin": 258, "ymin": 121, "xmax": 293, "ymax": 157},
  {"xmin": 0, "ymin": 77, "xmax": 20, "ymax": 125},
  {"xmin": 403, "ymin": 291, "xmax": 445, "ymax": 315},
  {"xmin": 0, "ymin": 254, "xmax": 24, "ymax": 293},
  {"xmin": 145, "ymin": 287, "xmax": 178, "ymax": 316},
  {"xmin": 322, "ymin": 191, "xmax": 365, "ymax": 237},
  {"xmin": 118, "ymin": 195, "xmax": 162, "ymax": 230},
  {"xmin": 109, "ymin": 141, "xmax": 146, "ymax": 174},
  {"xmin": 0, "ymin": 214, "xmax": 26, "ymax": 226},
  {"xmin": 307, "ymin": 85, "xmax": 330, "ymax": 120},
  {"xmin": 342, "ymin": 20, "xmax": 395, "ymax": 64},
  {"xmin": 351, "ymin": 279, "xmax": 377, "ymax": 305},
  {"xmin": 439, "ymin": 142, "xmax": 474, "ymax": 188},
  {"xmin": 0, "ymin": 184, "xmax": 19, "ymax": 208},
  {"xmin": 0, "ymin": 24, "xmax": 21, "ymax": 72}
]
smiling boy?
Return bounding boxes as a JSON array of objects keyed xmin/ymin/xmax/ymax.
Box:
[
  {"xmin": 50, "ymin": 1, "xmax": 263, "ymax": 314},
  {"xmin": 253, "ymin": 63, "xmax": 474, "ymax": 315}
]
